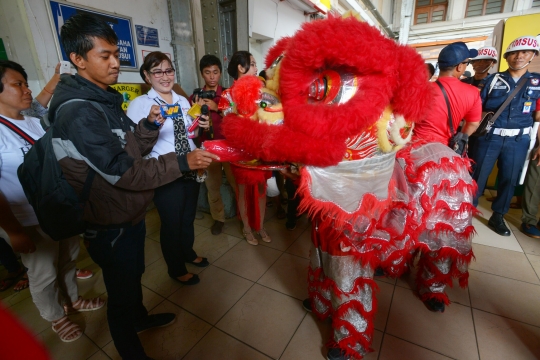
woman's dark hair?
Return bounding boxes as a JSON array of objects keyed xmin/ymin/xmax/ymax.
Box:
[
  {"xmin": 426, "ymin": 63, "xmax": 435, "ymax": 77},
  {"xmin": 200, "ymin": 55, "xmax": 222, "ymax": 73},
  {"xmin": 227, "ymin": 51, "xmax": 252, "ymax": 80},
  {"xmin": 139, "ymin": 52, "xmax": 173, "ymax": 84},
  {"xmin": 0, "ymin": 60, "xmax": 27, "ymax": 93},
  {"xmin": 60, "ymin": 13, "xmax": 118, "ymax": 67}
]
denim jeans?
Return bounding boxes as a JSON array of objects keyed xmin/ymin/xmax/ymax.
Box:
[
  {"xmin": 85, "ymin": 221, "xmax": 148, "ymax": 360},
  {"xmin": 472, "ymin": 132, "xmax": 529, "ymax": 215}
]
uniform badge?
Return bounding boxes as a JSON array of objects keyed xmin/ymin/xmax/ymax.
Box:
[{"xmin": 531, "ymin": 78, "xmax": 539, "ymax": 85}]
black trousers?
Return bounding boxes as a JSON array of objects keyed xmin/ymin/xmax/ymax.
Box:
[
  {"xmin": 285, "ymin": 178, "xmax": 300, "ymax": 222},
  {"xmin": 153, "ymin": 178, "xmax": 200, "ymax": 278},
  {"xmin": 85, "ymin": 221, "xmax": 148, "ymax": 360},
  {"xmin": 0, "ymin": 237, "xmax": 21, "ymax": 273}
]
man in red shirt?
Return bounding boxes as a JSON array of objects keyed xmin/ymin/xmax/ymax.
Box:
[{"xmin": 414, "ymin": 42, "xmax": 482, "ymax": 149}]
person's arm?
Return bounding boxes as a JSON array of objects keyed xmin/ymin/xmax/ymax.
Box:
[
  {"xmin": 35, "ymin": 63, "xmax": 61, "ymax": 108},
  {"xmin": 461, "ymin": 90, "xmax": 483, "ymax": 136},
  {"xmin": 60, "ymin": 103, "xmax": 218, "ymax": 191},
  {"xmin": 0, "ymin": 192, "xmax": 35, "ymax": 254},
  {"xmin": 531, "ymin": 111, "xmax": 540, "ymax": 166}
]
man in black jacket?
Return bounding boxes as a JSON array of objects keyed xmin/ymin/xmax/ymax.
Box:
[{"xmin": 55, "ymin": 14, "xmax": 217, "ymax": 359}]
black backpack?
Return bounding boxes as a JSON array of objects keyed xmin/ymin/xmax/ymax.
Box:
[{"xmin": 16, "ymin": 99, "xmax": 106, "ymax": 240}]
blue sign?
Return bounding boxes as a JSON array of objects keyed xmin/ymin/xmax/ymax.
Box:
[
  {"xmin": 49, "ymin": 1, "xmax": 138, "ymax": 70},
  {"xmin": 135, "ymin": 25, "xmax": 159, "ymax": 47}
]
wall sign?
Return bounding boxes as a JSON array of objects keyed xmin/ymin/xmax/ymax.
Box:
[
  {"xmin": 48, "ymin": 1, "xmax": 138, "ymax": 70},
  {"xmin": 135, "ymin": 25, "xmax": 159, "ymax": 47}
]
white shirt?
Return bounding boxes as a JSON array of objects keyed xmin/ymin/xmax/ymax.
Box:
[
  {"xmin": 0, "ymin": 115, "xmax": 45, "ymax": 226},
  {"xmin": 126, "ymin": 88, "xmax": 196, "ymax": 159}
]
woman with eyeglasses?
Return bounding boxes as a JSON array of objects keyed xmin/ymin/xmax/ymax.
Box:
[{"xmin": 127, "ymin": 51, "xmax": 210, "ymax": 285}]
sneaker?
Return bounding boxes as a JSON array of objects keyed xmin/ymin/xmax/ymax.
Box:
[
  {"xmin": 521, "ymin": 223, "xmax": 540, "ymax": 239},
  {"xmin": 285, "ymin": 220, "xmax": 297, "ymax": 231},
  {"xmin": 211, "ymin": 220, "xmax": 224, "ymax": 235},
  {"xmin": 423, "ymin": 298, "xmax": 445, "ymax": 313},
  {"xmin": 327, "ymin": 348, "xmax": 351, "ymax": 360},
  {"xmin": 135, "ymin": 313, "xmax": 176, "ymax": 334},
  {"xmin": 302, "ymin": 298, "xmax": 312, "ymax": 312}
]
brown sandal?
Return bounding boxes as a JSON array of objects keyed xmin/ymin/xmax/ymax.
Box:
[{"xmin": 243, "ymin": 230, "xmax": 258, "ymax": 246}]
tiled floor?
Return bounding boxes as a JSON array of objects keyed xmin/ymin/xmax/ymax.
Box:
[{"xmin": 2, "ymin": 189, "xmax": 540, "ymax": 360}]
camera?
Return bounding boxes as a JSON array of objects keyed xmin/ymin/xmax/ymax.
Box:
[{"xmin": 192, "ymin": 88, "xmax": 216, "ymax": 100}]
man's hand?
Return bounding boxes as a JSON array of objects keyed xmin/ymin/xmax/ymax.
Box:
[
  {"xmin": 9, "ymin": 229, "xmax": 36, "ymax": 254},
  {"xmin": 532, "ymin": 147, "xmax": 540, "ymax": 166},
  {"xmin": 147, "ymin": 105, "xmax": 165, "ymax": 126},
  {"xmin": 186, "ymin": 149, "xmax": 220, "ymax": 170},
  {"xmin": 202, "ymin": 99, "xmax": 218, "ymax": 112}
]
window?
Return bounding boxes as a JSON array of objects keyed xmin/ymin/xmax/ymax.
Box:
[
  {"xmin": 414, "ymin": 0, "xmax": 448, "ymax": 25},
  {"xmin": 465, "ymin": 0, "xmax": 504, "ymax": 17},
  {"xmin": 533, "ymin": 0, "xmax": 540, "ymax": 7}
]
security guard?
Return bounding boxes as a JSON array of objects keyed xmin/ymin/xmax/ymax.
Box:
[
  {"xmin": 472, "ymin": 36, "xmax": 540, "ymax": 236},
  {"xmin": 462, "ymin": 46, "xmax": 498, "ymax": 90}
]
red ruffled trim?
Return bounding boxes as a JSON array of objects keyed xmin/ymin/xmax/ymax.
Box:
[
  {"xmin": 308, "ymin": 266, "xmax": 378, "ymax": 360},
  {"xmin": 416, "ymin": 246, "xmax": 474, "ymax": 300},
  {"xmin": 297, "ymin": 167, "xmax": 395, "ymax": 232}
]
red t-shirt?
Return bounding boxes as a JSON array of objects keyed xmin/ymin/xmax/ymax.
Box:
[{"xmin": 413, "ymin": 77, "xmax": 482, "ymax": 145}]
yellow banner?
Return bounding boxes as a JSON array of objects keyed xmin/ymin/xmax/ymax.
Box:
[
  {"xmin": 499, "ymin": 13, "xmax": 540, "ymax": 72},
  {"xmin": 111, "ymin": 84, "xmax": 142, "ymax": 111}
]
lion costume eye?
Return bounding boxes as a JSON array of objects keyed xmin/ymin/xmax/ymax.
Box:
[{"xmin": 307, "ymin": 70, "xmax": 361, "ymax": 105}]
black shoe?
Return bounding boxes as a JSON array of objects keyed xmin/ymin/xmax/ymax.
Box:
[
  {"xmin": 488, "ymin": 213, "xmax": 511, "ymax": 236},
  {"xmin": 286, "ymin": 220, "xmax": 297, "ymax": 231},
  {"xmin": 189, "ymin": 257, "xmax": 209, "ymax": 267},
  {"xmin": 374, "ymin": 267, "xmax": 385, "ymax": 277},
  {"xmin": 423, "ymin": 298, "xmax": 445, "ymax": 313},
  {"xmin": 327, "ymin": 347, "xmax": 350, "ymax": 360},
  {"xmin": 135, "ymin": 313, "xmax": 176, "ymax": 334},
  {"xmin": 171, "ymin": 274, "xmax": 200, "ymax": 285},
  {"xmin": 302, "ymin": 298, "xmax": 312, "ymax": 312},
  {"xmin": 211, "ymin": 220, "xmax": 224, "ymax": 235}
]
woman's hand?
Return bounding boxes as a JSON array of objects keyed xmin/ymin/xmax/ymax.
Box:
[
  {"xmin": 147, "ymin": 105, "xmax": 165, "ymax": 126},
  {"xmin": 198, "ymin": 114, "xmax": 210, "ymax": 129},
  {"xmin": 9, "ymin": 229, "xmax": 36, "ymax": 254}
]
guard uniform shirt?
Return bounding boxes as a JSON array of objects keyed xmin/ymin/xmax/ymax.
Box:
[{"xmin": 480, "ymin": 70, "xmax": 540, "ymax": 129}]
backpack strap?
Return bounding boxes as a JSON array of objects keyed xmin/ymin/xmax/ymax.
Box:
[
  {"xmin": 435, "ymin": 80, "xmax": 455, "ymax": 136},
  {"xmin": 53, "ymin": 99, "xmax": 110, "ymax": 203},
  {"xmin": 0, "ymin": 116, "xmax": 37, "ymax": 145}
]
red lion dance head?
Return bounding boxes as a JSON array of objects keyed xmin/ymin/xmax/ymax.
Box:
[{"xmin": 221, "ymin": 15, "xmax": 433, "ymax": 167}]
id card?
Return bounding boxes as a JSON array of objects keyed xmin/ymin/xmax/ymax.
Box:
[
  {"xmin": 523, "ymin": 101, "xmax": 533, "ymax": 114},
  {"xmin": 160, "ymin": 105, "xmax": 180, "ymax": 118}
]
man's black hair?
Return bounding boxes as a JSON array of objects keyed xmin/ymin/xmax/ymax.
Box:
[
  {"xmin": 60, "ymin": 13, "xmax": 118, "ymax": 67},
  {"xmin": 199, "ymin": 55, "xmax": 222, "ymax": 73},
  {"xmin": 227, "ymin": 51, "xmax": 252, "ymax": 80},
  {"xmin": 439, "ymin": 65, "xmax": 455, "ymax": 72},
  {"xmin": 0, "ymin": 60, "xmax": 28, "ymax": 93},
  {"xmin": 425, "ymin": 63, "xmax": 435, "ymax": 77}
]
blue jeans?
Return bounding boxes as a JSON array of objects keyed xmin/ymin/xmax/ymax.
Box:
[
  {"xmin": 472, "ymin": 132, "xmax": 530, "ymax": 214},
  {"xmin": 85, "ymin": 221, "xmax": 148, "ymax": 360}
]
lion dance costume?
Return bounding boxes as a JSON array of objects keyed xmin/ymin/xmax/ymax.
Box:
[{"xmin": 206, "ymin": 15, "xmax": 476, "ymax": 360}]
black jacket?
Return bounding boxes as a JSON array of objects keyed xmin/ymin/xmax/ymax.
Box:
[{"xmin": 49, "ymin": 74, "xmax": 188, "ymax": 226}]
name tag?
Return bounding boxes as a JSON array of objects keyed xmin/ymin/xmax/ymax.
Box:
[
  {"xmin": 160, "ymin": 105, "xmax": 180, "ymax": 118},
  {"xmin": 523, "ymin": 101, "xmax": 533, "ymax": 114}
]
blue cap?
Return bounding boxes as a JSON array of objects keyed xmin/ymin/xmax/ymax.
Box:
[{"xmin": 438, "ymin": 42, "xmax": 478, "ymax": 68}]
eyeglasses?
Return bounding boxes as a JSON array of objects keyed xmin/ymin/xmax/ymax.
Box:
[
  {"xmin": 460, "ymin": 61, "xmax": 470, "ymax": 66},
  {"xmin": 149, "ymin": 68, "xmax": 175, "ymax": 78}
]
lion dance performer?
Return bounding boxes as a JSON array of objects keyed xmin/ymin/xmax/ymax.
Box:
[{"xmin": 206, "ymin": 14, "xmax": 476, "ymax": 360}]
